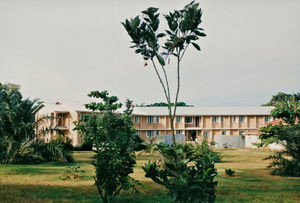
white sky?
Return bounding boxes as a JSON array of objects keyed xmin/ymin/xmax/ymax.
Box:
[{"xmin": 0, "ymin": 0, "xmax": 299, "ymax": 106}]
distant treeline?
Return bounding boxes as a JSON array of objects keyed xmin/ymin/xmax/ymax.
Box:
[{"xmin": 137, "ymin": 102, "xmax": 193, "ymax": 107}]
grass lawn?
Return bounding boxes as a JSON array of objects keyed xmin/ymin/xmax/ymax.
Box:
[{"xmin": 0, "ymin": 149, "xmax": 299, "ymax": 202}]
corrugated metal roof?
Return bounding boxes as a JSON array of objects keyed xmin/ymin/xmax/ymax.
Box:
[{"xmin": 132, "ymin": 106, "xmax": 274, "ymax": 116}]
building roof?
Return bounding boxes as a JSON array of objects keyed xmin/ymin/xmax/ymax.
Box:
[
  {"xmin": 36, "ymin": 102, "xmax": 126, "ymax": 114},
  {"xmin": 36, "ymin": 103, "xmax": 91, "ymax": 114},
  {"xmin": 132, "ymin": 106, "xmax": 274, "ymax": 116},
  {"xmin": 36, "ymin": 102, "xmax": 274, "ymax": 116}
]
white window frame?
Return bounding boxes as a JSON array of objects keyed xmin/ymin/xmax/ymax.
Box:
[
  {"xmin": 176, "ymin": 130, "xmax": 182, "ymax": 134},
  {"xmin": 136, "ymin": 130, "xmax": 140, "ymax": 135},
  {"xmin": 134, "ymin": 116, "xmax": 139, "ymax": 123},
  {"xmin": 265, "ymin": 116, "xmax": 271, "ymax": 123},
  {"xmin": 203, "ymin": 131, "xmax": 210, "ymax": 139},
  {"xmin": 156, "ymin": 130, "xmax": 160, "ymax": 136},
  {"xmin": 212, "ymin": 116, "xmax": 219, "ymax": 123},
  {"xmin": 176, "ymin": 116, "xmax": 182, "ymax": 123},
  {"xmin": 156, "ymin": 116, "xmax": 160, "ymax": 123},
  {"xmin": 232, "ymin": 116, "xmax": 237, "ymax": 122},
  {"xmin": 239, "ymin": 116, "xmax": 245, "ymax": 123},
  {"xmin": 185, "ymin": 116, "xmax": 193, "ymax": 124},
  {"xmin": 147, "ymin": 116, "xmax": 154, "ymax": 123},
  {"xmin": 222, "ymin": 130, "xmax": 227, "ymax": 135},
  {"xmin": 146, "ymin": 130, "xmax": 154, "ymax": 138},
  {"xmin": 221, "ymin": 116, "xmax": 225, "ymax": 123}
]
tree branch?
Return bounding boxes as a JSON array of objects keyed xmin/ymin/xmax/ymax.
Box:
[{"xmin": 151, "ymin": 59, "xmax": 170, "ymax": 103}]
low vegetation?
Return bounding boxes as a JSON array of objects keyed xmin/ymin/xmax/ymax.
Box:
[
  {"xmin": 225, "ymin": 168, "xmax": 235, "ymax": 177},
  {"xmin": 0, "ymin": 149, "xmax": 299, "ymax": 202},
  {"xmin": 143, "ymin": 142, "xmax": 219, "ymax": 202}
]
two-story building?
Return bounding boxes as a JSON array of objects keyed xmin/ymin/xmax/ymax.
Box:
[
  {"xmin": 35, "ymin": 102, "xmax": 274, "ymax": 146},
  {"xmin": 132, "ymin": 106, "xmax": 274, "ymax": 142}
]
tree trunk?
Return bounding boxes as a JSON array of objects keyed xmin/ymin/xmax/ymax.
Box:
[{"xmin": 168, "ymin": 106, "xmax": 176, "ymax": 145}]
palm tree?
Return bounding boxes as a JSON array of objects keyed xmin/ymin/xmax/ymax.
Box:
[{"xmin": 0, "ymin": 83, "xmax": 73, "ymax": 164}]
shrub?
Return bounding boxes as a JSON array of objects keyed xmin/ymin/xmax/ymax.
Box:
[
  {"xmin": 75, "ymin": 91, "xmax": 144, "ymax": 203},
  {"xmin": 259, "ymin": 98, "xmax": 300, "ymax": 177},
  {"xmin": 143, "ymin": 142, "xmax": 219, "ymax": 203},
  {"xmin": 63, "ymin": 166, "xmax": 85, "ymax": 180},
  {"xmin": 73, "ymin": 142, "xmax": 93, "ymax": 151},
  {"xmin": 225, "ymin": 168, "xmax": 235, "ymax": 177}
]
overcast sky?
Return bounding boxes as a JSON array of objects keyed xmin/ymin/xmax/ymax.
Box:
[{"xmin": 0, "ymin": 0, "xmax": 299, "ymax": 106}]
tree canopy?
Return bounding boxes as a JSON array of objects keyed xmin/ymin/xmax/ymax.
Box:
[
  {"xmin": 259, "ymin": 97, "xmax": 300, "ymax": 176},
  {"xmin": 74, "ymin": 90, "xmax": 144, "ymax": 202},
  {"xmin": 123, "ymin": 1, "xmax": 205, "ymax": 144},
  {"xmin": 263, "ymin": 92, "xmax": 300, "ymax": 106},
  {"xmin": 0, "ymin": 82, "xmax": 73, "ymax": 164}
]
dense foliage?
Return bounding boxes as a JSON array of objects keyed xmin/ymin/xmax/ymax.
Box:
[
  {"xmin": 263, "ymin": 92, "xmax": 300, "ymax": 106},
  {"xmin": 123, "ymin": 1, "xmax": 205, "ymax": 143},
  {"xmin": 0, "ymin": 83, "xmax": 73, "ymax": 164},
  {"xmin": 143, "ymin": 142, "xmax": 219, "ymax": 203},
  {"xmin": 75, "ymin": 90, "xmax": 144, "ymax": 203},
  {"xmin": 259, "ymin": 97, "xmax": 300, "ymax": 176}
]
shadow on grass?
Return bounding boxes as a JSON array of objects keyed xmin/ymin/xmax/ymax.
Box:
[{"xmin": 0, "ymin": 183, "xmax": 171, "ymax": 203}]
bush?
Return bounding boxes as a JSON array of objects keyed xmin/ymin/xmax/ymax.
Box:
[
  {"xmin": 34, "ymin": 137, "xmax": 74, "ymax": 163},
  {"xmin": 259, "ymin": 98, "xmax": 300, "ymax": 177},
  {"xmin": 73, "ymin": 142, "xmax": 93, "ymax": 151},
  {"xmin": 75, "ymin": 91, "xmax": 144, "ymax": 203},
  {"xmin": 143, "ymin": 142, "xmax": 219, "ymax": 203},
  {"xmin": 225, "ymin": 168, "xmax": 235, "ymax": 177},
  {"xmin": 63, "ymin": 166, "xmax": 85, "ymax": 180}
]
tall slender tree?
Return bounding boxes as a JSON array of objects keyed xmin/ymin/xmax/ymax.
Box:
[{"xmin": 122, "ymin": 1, "xmax": 206, "ymax": 144}]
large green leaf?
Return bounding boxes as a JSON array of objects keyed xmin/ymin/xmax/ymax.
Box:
[
  {"xmin": 192, "ymin": 42, "xmax": 201, "ymax": 51},
  {"xmin": 156, "ymin": 55, "xmax": 165, "ymax": 66}
]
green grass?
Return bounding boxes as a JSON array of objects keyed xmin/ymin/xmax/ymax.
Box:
[{"xmin": 0, "ymin": 149, "xmax": 299, "ymax": 202}]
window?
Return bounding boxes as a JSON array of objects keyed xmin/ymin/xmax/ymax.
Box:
[
  {"xmin": 134, "ymin": 116, "xmax": 139, "ymax": 123},
  {"xmin": 176, "ymin": 130, "xmax": 183, "ymax": 134},
  {"xmin": 239, "ymin": 116, "xmax": 245, "ymax": 123},
  {"xmin": 203, "ymin": 131, "xmax": 210, "ymax": 139},
  {"xmin": 265, "ymin": 116, "xmax": 271, "ymax": 123},
  {"xmin": 156, "ymin": 130, "xmax": 160, "ymax": 136},
  {"xmin": 147, "ymin": 116, "xmax": 154, "ymax": 123},
  {"xmin": 221, "ymin": 116, "xmax": 225, "ymax": 123},
  {"xmin": 176, "ymin": 116, "xmax": 182, "ymax": 123},
  {"xmin": 185, "ymin": 117, "xmax": 193, "ymax": 123},
  {"xmin": 212, "ymin": 116, "xmax": 219, "ymax": 123},
  {"xmin": 232, "ymin": 116, "xmax": 237, "ymax": 122},
  {"xmin": 222, "ymin": 130, "xmax": 227, "ymax": 135},
  {"xmin": 239, "ymin": 130, "xmax": 245, "ymax": 135},
  {"xmin": 156, "ymin": 116, "xmax": 160, "ymax": 123},
  {"xmin": 136, "ymin": 130, "xmax": 140, "ymax": 135},
  {"xmin": 146, "ymin": 130, "xmax": 154, "ymax": 137}
]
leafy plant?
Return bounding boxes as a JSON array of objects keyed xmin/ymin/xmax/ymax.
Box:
[
  {"xmin": 74, "ymin": 90, "xmax": 144, "ymax": 203},
  {"xmin": 259, "ymin": 97, "xmax": 300, "ymax": 176},
  {"xmin": 0, "ymin": 82, "xmax": 73, "ymax": 164},
  {"xmin": 63, "ymin": 166, "xmax": 85, "ymax": 180},
  {"xmin": 225, "ymin": 168, "xmax": 235, "ymax": 177},
  {"xmin": 123, "ymin": 1, "xmax": 206, "ymax": 144},
  {"xmin": 143, "ymin": 142, "xmax": 218, "ymax": 203}
]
